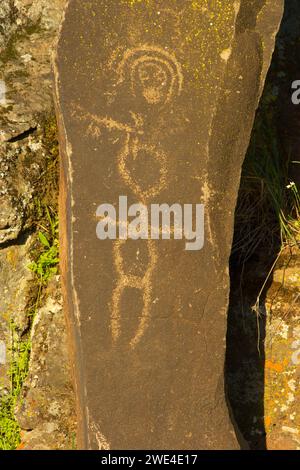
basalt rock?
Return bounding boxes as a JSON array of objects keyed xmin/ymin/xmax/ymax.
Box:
[
  {"xmin": 0, "ymin": 0, "xmax": 75, "ymax": 451},
  {"xmin": 15, "ymin": 278, "xmax": 76, "ymax": 450},
  {"xmin": 55, "ymin": 0, "xmax": 283, "ymax": 450}
]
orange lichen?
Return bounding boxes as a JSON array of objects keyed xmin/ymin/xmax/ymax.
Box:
[
  {"xmin": 16, "ymin": 442, "xmax": 25, "ymax": 450},
  {"xmin": 265, "ymin": 360, "xmax": 284, "ymax": 373},
  {"xmin": 265, "ymin": 415, "xmax": 272, "ymax": 429}
]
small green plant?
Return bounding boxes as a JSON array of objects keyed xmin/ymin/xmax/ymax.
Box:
[
  {"xmin": 233, "ymin": 100, "xmax": 300, "ymax": 262},
  {"xmin": 285, "ymin": 181, "xmax": 300, "ymax": 241},
  {"xmin": 28, "ymin": 207, "xmax": 59, "ymax": 284},
  {"xmin": 0, "ymin": 206, "xmax": 59, "ymax": 450},
  {"xmin": 0, "ymin": 324, "xmax": 31, "ymax": 450},
  {"xmin": 0, "ymin": 396, "xmax": 21, "ymax": 450},
  {"xmin": 231, "ymin": 83, "xmax": 300, "ymax": 356}
]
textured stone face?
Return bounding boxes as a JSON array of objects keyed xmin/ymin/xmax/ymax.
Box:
[
  {"xmin": 55, "ymin": 0, "xmax": 283, "ymax": 449},
  {"xmin": 0, "ymin": 0, "xmax": 66, "ymax": 142},
  {"xmin": 15, "ymin": 279, "xmax": 76, "ymax": 450},
  {"xmin": 0, "ymin": 0, "xmax": 75, "ymax": 451}
]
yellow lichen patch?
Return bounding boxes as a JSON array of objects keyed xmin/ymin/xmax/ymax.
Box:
[
  {"xmin": 114, "ymin": 0, "xmax": 239, "ymax": 102},
  {"xmin": 181, "ymin": 0, "xmax": 238, "ymax": 90},
  {"xmin": 121, "ymin": 0, "xmax": 150, "ymax": 6},
  {"xmin": 6, "ymin": 248, "xmax": 18, "ymax": 270}
]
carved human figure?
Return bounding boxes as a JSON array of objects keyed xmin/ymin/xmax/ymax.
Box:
[{"xmin": 72, "ymin": 46, "xmax": 183, "ymax": 347}]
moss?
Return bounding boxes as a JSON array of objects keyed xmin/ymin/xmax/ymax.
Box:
[
  {"xmin": 26, "ymin": 113, "xmax": 59, "ymax": 230},
  {"xmin": 0, "ymin": 35, "xmax": 18, "ymax": 64}
]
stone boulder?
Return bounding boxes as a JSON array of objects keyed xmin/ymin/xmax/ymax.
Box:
[{"xmin": 55, "ymin": 0, "xmax": 283, "ymax": 449}]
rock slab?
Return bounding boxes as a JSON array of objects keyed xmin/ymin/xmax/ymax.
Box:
[{"xmin": 55, "ymin": 0, "xmax": 283, "ymax": 449}]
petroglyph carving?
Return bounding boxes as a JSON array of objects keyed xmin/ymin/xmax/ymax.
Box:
[
  {"xmin": 72, "ymin": 45, "xmax": 183, "ymax": 347},
  {"xmin": 118, "ymin": 136, "xmax": 169, "ymax": 202},
  {"xmin": 111, "ymin": 239, "xmax": 158, "ymax": 348},
  {"xmin": 115, "ymin": 46, "xmax": 183, "ymax": 105},
  {"xmin": 87, "ymin": 411, "xmax": 110, "ymax": 450}
]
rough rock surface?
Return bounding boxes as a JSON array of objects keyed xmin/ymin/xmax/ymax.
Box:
[
  {"xmin": 0, "ymin": 235, "xmax": 34, "ymax": 395},
  {"xmin": 0, "ymin": 1, "xmax": 15, "ymax": 55},
  {"xmin": 15, "ymin": 278, "xmax": 76, "ymax": 450},
  {"xmin": 226, "ymin": 1, "xmax": 300, "ymax": 450},
  {"xmin": 0, "ymin": 0, "xmax": 66, "ymax": 242},
  {"xmin": 55, "ymin": 0, "xmax": 283, "ymax": 449},
  {"xmin": 0, "ymin": 0, "xmax": 66, "ymax": 142},
  {"xmin": 0, "ymin": 0, "xmax": 75, "ymax": 450},
  {"xmin": 264, "ymin": 249, "xmax": 300, "ymax": 450},
  {"xmin": 227, "ymin": 246, "xmax": 300, "ymax": 450}
]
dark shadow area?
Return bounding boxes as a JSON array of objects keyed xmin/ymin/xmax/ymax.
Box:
[
  {"xmin": 225, "ymin": 0, "xmax": 300, "ymax": 450},
  {"xmin": 7, "ymin": 126, "xmax": 37, "ymax": 143},
  {"xmin": 226, "ymin": 251, "xmax": 279, "ymax": 449}
]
